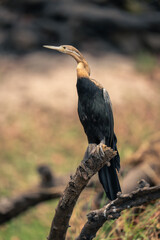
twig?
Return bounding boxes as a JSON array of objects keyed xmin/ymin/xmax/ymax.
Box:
[
  {"xmin": 47, "ymin": 144, "xmax": 117, "ymax": 240},
  {"xmin": 76, "ymin": 184, "xmax": 160, "ymax": 240}
]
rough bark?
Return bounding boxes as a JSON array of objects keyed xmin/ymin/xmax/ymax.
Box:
[
  {"xmin": 77, "ymin": 183, "xmax": 160, "ymax": 240},
  {"xmin": 47, "ymin": 144, "xmax": 117, "ymax": 240}
]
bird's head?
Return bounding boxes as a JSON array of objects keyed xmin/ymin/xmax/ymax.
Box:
[
  {"xmin": 43, "ymin": 45, "xmax": 90, "ymax": 77},
  {"xmin": 43, "ymin": 45, "xmax": 81, "ymax": 56}
]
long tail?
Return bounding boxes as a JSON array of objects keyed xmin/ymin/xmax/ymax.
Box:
[{"xmin": 98, "ymin": 158, "xmax": 121, "ymax": 200}]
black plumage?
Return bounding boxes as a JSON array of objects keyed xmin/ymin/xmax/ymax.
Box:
[
  {"xmin": 43, "ymin": 44, "xmax": 121, "ymax": 200},
  {"xmin": 77, "ymin": 77, "xmax": 121, "ymax": 200}
]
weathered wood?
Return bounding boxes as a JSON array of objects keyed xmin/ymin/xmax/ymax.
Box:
[
  {"xmin": 47, "ymin": 144, "xmax": 117, "ymax": 240},
  {"xmin": 76, "ymin": 183, "xmax": 160, "ymax": 240}
]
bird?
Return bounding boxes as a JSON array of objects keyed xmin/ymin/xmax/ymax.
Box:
[{"xmin": 43, "ymin": 45, "xmax": 121, "ymax": 200}]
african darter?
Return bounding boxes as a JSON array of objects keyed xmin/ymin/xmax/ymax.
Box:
[{"xmin": 43, "ymin": 45, "xmax": 121, "ymax": 200}]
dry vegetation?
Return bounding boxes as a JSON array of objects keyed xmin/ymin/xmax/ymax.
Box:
[{"xmin": 0, "ymin": 52, "xmax": 160, "ymax": 239}]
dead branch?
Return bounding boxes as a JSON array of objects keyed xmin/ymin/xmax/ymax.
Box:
[
  {"xmin": 76, "ymin": 182, "xmax": 160, "ymax": 240},
  {"xmin": 121, "ymin": 132, "xmax": 160, "ymax": 193},
  {"xmin": 47, "ymin": 144, "xmax": 117, "ymax": 240},
  {"xmin": 0, "ymin": 187, "xmax": 62, "ymax": 225}
]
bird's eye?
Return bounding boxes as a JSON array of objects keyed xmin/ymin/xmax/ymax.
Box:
[{"xmin": 63, "ymin": 47, "xmax": 66, "ymax": 49}]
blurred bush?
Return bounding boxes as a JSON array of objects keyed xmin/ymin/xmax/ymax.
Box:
[{"xmin": 0, "ymin": 0, "xmax": 160, "ymax": 54}]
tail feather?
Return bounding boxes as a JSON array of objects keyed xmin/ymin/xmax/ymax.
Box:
[{"xmin": 98, "ymin": 159, "xmax": 121, "ymax": 200}]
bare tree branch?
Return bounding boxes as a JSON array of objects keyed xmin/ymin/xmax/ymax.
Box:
[
  {"xmin": 0, "ymin": 187, "xmax": 62, "ymax": 225},
  {"xmin": 76, "ymin": 183, "xmax": 160, "ymax": 240},
  {"xmin": 47, "ymin": 144, "xmax": 117, "ymax": 240}
]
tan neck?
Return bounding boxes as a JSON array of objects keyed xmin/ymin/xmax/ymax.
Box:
[
  {"xmin": 77, "ymin": 62, "xmax": 90, "ymax": 79},
  {"xmin": 66, "ymin": 50, "xmax": 90, "ymax": 78}
]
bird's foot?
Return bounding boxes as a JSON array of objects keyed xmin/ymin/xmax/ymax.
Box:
[
  {"xmin": 99, "ymin": 143, "xmax": 111, "ymax": 167},
  {"xmin": 99, "ymin": 143, "xmax": 106, "ymax": 158}
]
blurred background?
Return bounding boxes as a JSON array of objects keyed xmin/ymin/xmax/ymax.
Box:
[{"xmin": 0, "ymin": 0, "xmax": 160, "ymax": 239}]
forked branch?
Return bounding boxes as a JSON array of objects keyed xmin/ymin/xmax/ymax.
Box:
[{"xmin": 77, "ymin": 183, "xmax": 160, "ymax": 240}]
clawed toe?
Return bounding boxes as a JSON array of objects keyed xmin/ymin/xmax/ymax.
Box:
[{"xmin": 99, "ymin": 144, "xmax": 105, "ymax": 158}]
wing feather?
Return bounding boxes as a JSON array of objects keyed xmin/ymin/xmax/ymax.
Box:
[{"xmin": 103, "ymin": 88, "xmax": 120, "ymax": 171}]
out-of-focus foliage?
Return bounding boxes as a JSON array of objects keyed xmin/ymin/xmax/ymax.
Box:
[{"xmin": 0, "ymin": 0, "xmax": 160, "ymax": 54}]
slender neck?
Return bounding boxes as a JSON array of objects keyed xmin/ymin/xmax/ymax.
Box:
[
  {"xmin": 67, "ymin": 51, "xmax": 90, "ymax": 79},
  {"xmin": 77, "ymin": 62, "xmax": 90, "ymax": 79}
]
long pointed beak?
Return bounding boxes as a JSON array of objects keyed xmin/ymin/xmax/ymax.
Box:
[{"xmin": 43, "ymin": 45, "xmax": 62, "ymax": 51}]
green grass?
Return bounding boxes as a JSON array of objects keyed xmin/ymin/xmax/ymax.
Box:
[
  {"xmin": 0, "ymin": 201, "xmax": 58, "ymax": 240},
  {"xmin": 0, "ymin": 108, "xmax": 87, "ymax": 197},
  {"xmin": 97, "ymin": 201, "xmax": 160, "ymax": 240},
  {"xmin": 0, "ymin": 219, "xmax": 47, "ymax": 240},
  {"xmin": 135, "ymin": 51, "xmax": 157, "ymax": 74}
]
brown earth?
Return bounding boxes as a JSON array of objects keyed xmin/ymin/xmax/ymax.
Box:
[{"xmin": 0, "ymin": 52, "xmax": 158, "ymax": 118}]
